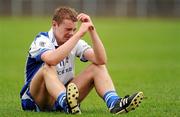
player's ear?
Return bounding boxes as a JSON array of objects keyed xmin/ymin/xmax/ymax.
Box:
[{"xmin": 52, "ymin": 20, "xmax": 57, "ymax": 27}]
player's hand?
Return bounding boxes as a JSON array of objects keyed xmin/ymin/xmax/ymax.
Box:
[
  {"xmin": 77, "ymin": 13, "xmax": 94, "ymax": 30},
  {"xmin": 77, "ymin": 21, "xmax": 93, "ymax": 37}
]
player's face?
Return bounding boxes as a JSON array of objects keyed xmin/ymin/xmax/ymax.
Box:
[{"xmin": 53, "ymin": 19, "xmax": 77, "ymax": 45}]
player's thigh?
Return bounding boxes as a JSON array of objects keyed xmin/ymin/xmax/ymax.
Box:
[
  {"xmin": 30, "ymin": 66, "xmax": 55, "ymax": 109},
  {"xmin": 71, "ymin": 64, "xmax": 96, "ymax": 102}
]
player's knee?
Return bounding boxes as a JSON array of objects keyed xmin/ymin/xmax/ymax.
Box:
[{"xmin": 89, "ymin": 64, "xmax": 106, "ymax": 74}]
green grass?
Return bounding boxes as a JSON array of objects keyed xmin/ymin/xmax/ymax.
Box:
[{"xmin": 0, "ymin": 17, "xmax": 180, "ymax": 117}]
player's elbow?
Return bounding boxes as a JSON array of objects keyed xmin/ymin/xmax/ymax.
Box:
[
  {"xmin": 42, "ymin": 55, "xmax": 58, "ymax": 66},
  {"xmin": 96, "ymin": 58, "xmax": 107, "ymax": 65},
  {"xmin": 97, "ymin": 61, "xmax": 106, "ymax": 65},
  {"xmin": 46, "ymin": 60, "xmax": 58, "ymax": 66}
]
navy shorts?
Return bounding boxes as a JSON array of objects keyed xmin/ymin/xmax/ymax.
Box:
[
  {"xmin": 21, "ymin": 88, "xmax": 62, "ymax": 112},
  {"xmin": 21, "ymin": 88, "xmax": 40, "ymax": 111}
]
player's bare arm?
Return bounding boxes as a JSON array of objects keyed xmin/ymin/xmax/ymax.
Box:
[
  {"xmin": 41, "ymin": 19, "xmax": 93, "ymax": 66},
  {"xmin": 78, "ymin": 13, "xmax": 107, "ymax": 65}
]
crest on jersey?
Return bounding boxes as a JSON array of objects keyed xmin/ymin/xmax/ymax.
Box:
[{"xmin": 39, "ymin": 41, "xmax": 46, "ymax": 47}]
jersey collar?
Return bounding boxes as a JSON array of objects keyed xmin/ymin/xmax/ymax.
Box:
[{"xmin": 48, "ymin": 28, "xmax": 58, "ymax": 47}]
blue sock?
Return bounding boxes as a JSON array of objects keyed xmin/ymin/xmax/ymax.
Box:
[
  {"xmin": 57, "ymin": 92, "xmax": 69, "ymax": 113},
  {"xmin": 103, "ymin": 91, "xmax": 120, "ymax": 109}
]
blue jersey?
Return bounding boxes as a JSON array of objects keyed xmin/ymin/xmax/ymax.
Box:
[{"xmin": 20, "ymin": 28, "xmax": 91, "ymax": 97}]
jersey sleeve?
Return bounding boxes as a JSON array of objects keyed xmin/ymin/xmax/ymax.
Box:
[
  {"xmin": 75, "ymin": 40, "xmax": 91, "ymax": 62},
  {"xmin": 29, "ymin": 36, "xmax": 54, "ymax": 62}
]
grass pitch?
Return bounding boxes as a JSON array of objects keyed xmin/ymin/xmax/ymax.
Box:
[{"xmin": 0, "ymin": 17, "xmax": 180, "ymax": 117}]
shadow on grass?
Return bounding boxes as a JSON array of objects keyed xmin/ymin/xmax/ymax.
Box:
[{"xmin": 8, "ymin": 107, "xmax": 111, "ymax": 117}]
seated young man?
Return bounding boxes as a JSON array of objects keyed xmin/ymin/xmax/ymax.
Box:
[{"xmin": 20, "ymin": 6, "xmax": 144, "ymax": 114}]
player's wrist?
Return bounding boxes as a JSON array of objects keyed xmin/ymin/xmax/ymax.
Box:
[
  {"xmin": 89, "ymin": 27, "xmax": 97, "ymax": 36},
  {"xmin": 75, "ymin": 31, "xmax": 85, "ymax": 38}
]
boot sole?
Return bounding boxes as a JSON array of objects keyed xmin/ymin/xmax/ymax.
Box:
[{"xmin": 67, "ymin": 83, "xmax": 81, "ymax": 114}]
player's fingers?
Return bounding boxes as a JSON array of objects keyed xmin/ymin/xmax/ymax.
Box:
[
  {"xmin": 79, "ymin": 16, "xmax": 84, "ymax": 22},
  {"xmin": 77, "ymin": 13, "xmax": 85, "ymax": 21},
  {"xmin": 78, "ymin": 13, "xmax": 94, "ymax": 30},
  {"xmin": 77, "ymin": 13, "xmax": 86, "ymax": 18},
  {"xmin": 78, "ymin": 15, "xmax": 83, "ymax": 22},
  {"xmin": 77, "ymin": 14, "xmax": 82, "ymax": 20},
  {"xmin": 77, "ymin": 13, "xmax": 90, "ymax": 22},
  {"xmin": 77, "ymin": 15, "xmax": 85, "ymax": 22}
]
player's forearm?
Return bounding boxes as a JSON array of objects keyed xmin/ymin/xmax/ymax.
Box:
[
  {"xmin": 89, "ymin": 29, "xmax": 107, "ymax": 65},
  {"xmin": 42, "ymin": 32, "xmax": 81, "ymax": 65}
]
